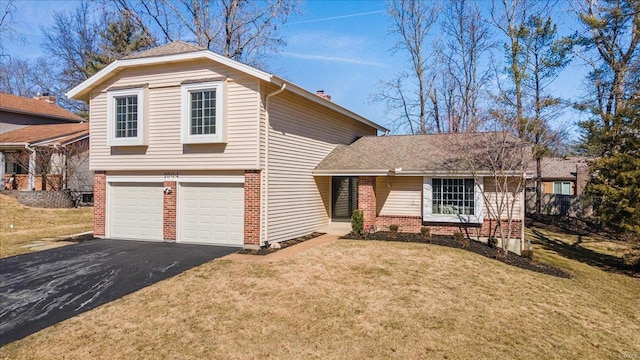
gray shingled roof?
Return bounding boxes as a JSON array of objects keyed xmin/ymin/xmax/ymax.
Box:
[
  {"xmin": 315, "ymin": 132, "xmax": 528, "ymax": 174},
  {"xmin": 122, "ymin": 41, "xmax": 206, "ymax": 60},
  {"xmin": 540, "ymin": 157, "xmax": 588, "ymax": 180}
]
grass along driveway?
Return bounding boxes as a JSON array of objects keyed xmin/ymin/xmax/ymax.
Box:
[
  {"xmin": 0, "ymin": 195, "xmax": 93, "ymax": 258},
  {"xmin": 2, "ymin": 236, "xmax": 639, "ymax": 359}
]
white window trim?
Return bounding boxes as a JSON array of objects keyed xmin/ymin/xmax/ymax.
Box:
[
  {"xmin": 423, "ymin": 176, "xmax": 484, "ymax": 224},
  {"xmin": 107, "ymin": 88, "xmax": 146, "ymax": 147},
  {"xmin": 181, "ymin": 81, "xmax": 226, "ymax": 144}
]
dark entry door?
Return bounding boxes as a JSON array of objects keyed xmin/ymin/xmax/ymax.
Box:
[{"xmin": 332, "ymin": 177, "xmax": 358, "ymax": 220}]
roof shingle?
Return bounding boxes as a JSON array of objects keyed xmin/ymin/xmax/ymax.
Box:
[
  {"xmin": 0, "ymin": 93, "xmax": 84, "ymax": 122},
  {"xmin": 540, "ymin": 157, "xmax": 588, "ymax": 180},
  {"xmin": 0, "ymin": 123, "xmax": 89, "ymax": 145},
  {"xmin": 122, "ymin": 41, "xmax": 206, "ymax": 60},
  {"xmin": 315, "ymin": 132, "xmax": 528, "ymax": 174}
]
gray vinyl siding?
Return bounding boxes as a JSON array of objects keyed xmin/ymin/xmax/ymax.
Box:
[
  {"xmin": 265, "ymin": 90, "xmax": 377, "ymax": 243},
  {"xmin": 0, "ymin": 112, "xmax": 77, "ymax": 133},
  {"xmin": 88, "ymin": 60, "xmax": 260, "ymax": 171}
]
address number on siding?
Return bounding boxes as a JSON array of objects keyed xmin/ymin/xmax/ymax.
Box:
[{"xmin": 164, "ymin": 172, "xmax": 179, "ymax": 178}]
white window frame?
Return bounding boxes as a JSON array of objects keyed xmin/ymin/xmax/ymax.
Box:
[
  {"xmin": 423, "ymin": 176, "xmax": 484, "ymax": 224},
  {"xmin": 107, "ymin": 88, "xmax": 146, "ymax": 146},
  {"xmin": 181, "ymin": 81, "xmax": 226, "ymax": 144}
]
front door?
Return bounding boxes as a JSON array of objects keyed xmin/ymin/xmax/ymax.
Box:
[{"xmin": 332, "ymin": 177, "xmax": 358, "ymax": 220}]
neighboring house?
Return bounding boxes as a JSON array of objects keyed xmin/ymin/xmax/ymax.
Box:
[
  {"xmin": 536, "ymin": 157, "xmax": 590, "ymax": 195},
  {"xmin": 67, "ymin": 41, "xmax": 526, "ymax": 253},
  {"xmin": 0, "ymin": 123, "xmax": 91, "ymax": 196},
  {"xmin": 525, "ymin": 157, "xmax": 592, "ymax": 217},
  {"xmin": 0, "ymin": 92, "xmax": 84, "ymax": 134}
]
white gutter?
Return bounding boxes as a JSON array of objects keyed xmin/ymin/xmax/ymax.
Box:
[
  {"xmin": 24, "ymin": 144, "xmax": 36, "ymax": 190},
  {"xmin": 263, "ymin": 83, "xmax": 286, "ymax": 245}
]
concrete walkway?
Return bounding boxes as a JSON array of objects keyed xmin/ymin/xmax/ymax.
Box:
[{"xmin": 222, "ymin": 234, "xmax": 339, "ymax": 262}]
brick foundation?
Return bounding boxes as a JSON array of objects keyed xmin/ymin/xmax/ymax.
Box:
[
  {"xmin": 3, "ymin": 174, "xmax": 62, "ymax": 191},
  {"xmin": 373, "ymin": 214, "xmax": 522, "ymax": 242},
  {"xmin": 163, "ymin": 181, "xmax": 176, "ymax": 241},
  {"xmin": 375, "ymin": 215, "xmax": 422, "ymax": 233},
  {"xmin": 358, "ymin": 176, "xmax": 376, "ymax": 231},
  {"xmin": 93, "ymin": 171, "xmax": 106, "ymax": 236},
  {"xmin": 244, "ymin": 170, "xmax": 261, "ymax": 246}
]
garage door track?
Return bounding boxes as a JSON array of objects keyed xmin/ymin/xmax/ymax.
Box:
[{"xmin": 0, "ymin": 239, "xmax": 238, "ymax": 346}]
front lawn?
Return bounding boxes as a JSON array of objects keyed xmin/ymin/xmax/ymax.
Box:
[
  {"xmin": 2, "ymin": 226, "xmax": 639, "ymax": 359},
  {"xmin": 0, "ymin": 194, "xmax": 93, "ymax": 258}
]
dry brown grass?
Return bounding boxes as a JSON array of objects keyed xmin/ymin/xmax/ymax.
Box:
[
  {"xmin": 0, "ymin": 194, "xmax": 93, "ymax": 258},
  {"xmin": 2, "ymin": 234, "xmax": 639, "ymax": 359}
]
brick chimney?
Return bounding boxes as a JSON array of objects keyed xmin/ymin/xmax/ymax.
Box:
[
  {"xmin": 34, "ymin": 92, "xmax": 56, "ymax": 104},
  {"xmin": 575, "ymin": 161, "xmax": 589, "ymax": 196},
  {"xmin": 316, "ymin": 89, "xmax": 331, "ymax": 101}
]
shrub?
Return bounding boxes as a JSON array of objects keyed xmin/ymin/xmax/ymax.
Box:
[
  {"xmin": 389, "ymin": 224, "xmax": 399, "ymax": 233},
  {"xmin": 420, "ymin": 226, "xmax": 430, "ymax": 237},
  {"xmin": 453, "ymin": 231, "xmax": 468, "ymax": 247},
  {"xmin": 487, "ymin": 237, "xmax": 498, "ymax": 249},
  {"xmin": 521, "ymin": 249, "xmax": 534, "ymax": 260},
  {"xmin": 351, "ymin": 209, "xmax": 364, "ymax": 235}
]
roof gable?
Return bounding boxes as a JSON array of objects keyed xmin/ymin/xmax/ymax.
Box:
[
  {"xmin": 66, "ymin": 42, "xmax": 387, "ymax": 132},
  {"xmin": 0, "ymin": 93, "xmax": 84, "ymax": 122},
  {"xmin": 122, "ymin": 41, "xmax": 205, "ymax": 60}
]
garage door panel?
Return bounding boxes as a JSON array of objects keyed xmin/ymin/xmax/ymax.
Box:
[
  {"xmin": 180, "ymin": 183, "xmax": 244, "ymax": 246},
  {"xmin": 110, "ymin": 183, "xmax": 163, "ymax": 241}
]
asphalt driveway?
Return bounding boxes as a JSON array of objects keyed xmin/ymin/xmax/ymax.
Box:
[{"xmin": 0, "ymin": 239, "xmax": 238, "ymax": 346}]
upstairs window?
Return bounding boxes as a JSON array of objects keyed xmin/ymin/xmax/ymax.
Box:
[
  {"xmin": 181, "ymin": 81, "xmax": 225, "ymax": 144},
  {"xmin": 115, "ymin": 95, "xmax": 138, "ymax": 138},
  {"xmin": 107, "ymin": 87, "xmax": 146, "ymax": 146}
]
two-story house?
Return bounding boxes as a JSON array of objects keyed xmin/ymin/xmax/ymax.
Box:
[{"xmin": 68, "ymin": 42, "xmax": 526, "ymax": 254}]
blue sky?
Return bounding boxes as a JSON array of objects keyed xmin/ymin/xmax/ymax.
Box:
[{"xmin": 4, "ymin": 0, "xmax": 589, "ymax": 137}]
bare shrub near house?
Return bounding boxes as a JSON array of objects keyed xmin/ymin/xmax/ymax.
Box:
[{"xmin": 454, "ymin": 131, "xmax": 531, "ymax": 253}]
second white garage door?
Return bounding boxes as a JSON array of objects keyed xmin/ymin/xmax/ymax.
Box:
[{"xmin": 180, "ymin": 183, "xmax": 244, "ymax": 246}]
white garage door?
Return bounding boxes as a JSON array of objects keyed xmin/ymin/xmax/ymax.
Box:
[
  {"xmin": 180, "ymin": 183, "xmax": 244, "ymax": 246},
  {"xmin": 109, "ymin": 183, "xmax": 163, "ymax": 241}
]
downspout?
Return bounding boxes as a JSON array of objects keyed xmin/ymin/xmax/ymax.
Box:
[
  {"xmin": 521, "ymin": 172, "xmax": 526, "ymax": 253},
  {"xmin": 25, "ymin": 144, "xmax": 36, "ymax": 191},
  {"xmin": 0, "ymin": 151, "xmax": 5, "ymax": 186},
  {"xmin": 263, "ymin": 83, "xmax": 286, "ymax": 246}
]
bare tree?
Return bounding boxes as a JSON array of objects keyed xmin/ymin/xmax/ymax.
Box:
[
  {"xmin": 111, "ymin": 0, "xmax": 299, "ymax": 67},
  {"xmin": 373, "ymin": 0, "xmax": 440, "ymax": 134},
  {"xmin": 455, "ymin": 129, "xmax": 531, "ymax": 254},
  {"xmin": 0, "ymin": 57, "xmax": 59, "ymax": 97},
  {"xmin": 490, "ymin": 0, "xmax": 539, "ymax": 139},
  {"xmin": 440, "ymin": 0, "xmax": 493, "ymax": 133},
  {"xmin": 0, "ymin": 0, "xmax": 20, "ymax": 53}
]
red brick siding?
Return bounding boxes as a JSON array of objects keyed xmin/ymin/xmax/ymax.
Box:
[
  {"xmin": 373, "ymin": 215, "xmax": 522, "ymax": 241},
  {"xmin": 93, "ymin": 171, "xmax": 106, "ymax": 236},
  {"xmin": 244, "ymin": 170, "xmax": 261, "ymax": 246},
  {"xmin": 3, "ymin": 174, "xmax": 61, "ymax": 191},
  {"xmin": 376, "ymin": 215, "xmax": 422, "ymax": 233},
  {"xmin": 358, "ymin": 176, "xmax": 376, "ymax": 231},
  {"xmin": 163, "ymin": 181, "xmax": 176, "ymax": 241}
]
